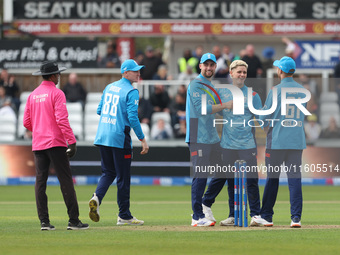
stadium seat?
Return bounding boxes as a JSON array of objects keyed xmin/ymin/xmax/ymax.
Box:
[
  {"xmin": 86, "ymin": 93, "xmax": 102, "ymax": 104},
  {"xmin": 319, "ymin": 103, "xmax": 340, "ymax": 116},
  {"xmin": 84, "ymin": 103, "xmax": 100, "ymax": 142},
  {"xmin": 0, "ymin": 115, "xmax": 17, "ymax": 142},
  {"xmin": 19, "ymin": 91, "xmax": 32, "ymax": 104},
  {"xmin": 319, "ymin": 92, "xmax": 338, "ymax": 104},
  {"xmin": 151, "ymin": 112, "xmax": 172, "ymax": 126},
  {"xmin": 66, "ymin": 102, "xmax": 84, "ymax": 140},
  {"xmin": 320, "ymin": 114, "xmax": 340, "ymax": 129},
  {"xmin": 17, "ymin": 103, "xmax": 26, "ymax": 138},
  {"xmin": 131, "ymin": 123, "xmax": 150, "ymax": 142}
]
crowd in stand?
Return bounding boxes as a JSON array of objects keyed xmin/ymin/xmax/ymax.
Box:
[{"xmin": 2, "ymin": 39, "xmax": 340, "ymax": 143}]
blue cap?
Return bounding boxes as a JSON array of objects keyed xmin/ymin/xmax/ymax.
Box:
[
  {"xmin": 262, "ymin": 47, "xmax": 275, "ymax": 59},
  {"xmin": 273, "ymin": 56, "xmax": 296, "ymax": 74},
  {"xmin": 200, "ymin": 53, "xmax": 216, "ymax": 64},
  {"xmin": 120, "ymin": 59, "xmax": 144, "ymax": 74}
]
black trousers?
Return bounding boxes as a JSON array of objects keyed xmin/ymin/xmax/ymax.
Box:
[{"xmin": 33, "ymin": 147, "xmax": 79, "ymax": 223}]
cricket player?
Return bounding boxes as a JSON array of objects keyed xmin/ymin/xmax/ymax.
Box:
[
  {"xmin": 253, "ymin": 56, "xmax": 309, "ymax": 228},
  {"xmin": 186, "ymin": 53, "xmax": 232, "ymax": 227},
  {"xmin": 88, "ymin": 59, "xmax": 149, "ymax": 225},
  {"xmin": 201, "ymin": 60, "xmax": 262, "ymax": 226}
]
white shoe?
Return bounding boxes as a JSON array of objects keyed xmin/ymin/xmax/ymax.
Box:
[
  {"xmin": 220, "ymin": 217, "xmax": 235, "ymax": 226},
  {"xmin": 117, "ymin": 216, "xmax": 144, "ymax": 226},
  {"xmin": 252, "ymin": 215, "xmax": 273, "ymax": 227},
  {"xmin": 290, "ymin": 217, "xmax": 301, "ymax": 228},
  {"xmin": 191, "ymin": 217, "xmax": 198, "ymax": 227},
  {"xmin": 202, "ymin": 204, "xmax": 216, "ymax": 223},
  {"xmin": 250, "ymin": 215, "xmax": 261, "ymax": 226},
  {"xmin": 89, "ymin": 193, "xmax": 100, "ymax": 222},
  {"xmin": 195, "ymin": 217, "xmax": 215, "ymax": 227}
]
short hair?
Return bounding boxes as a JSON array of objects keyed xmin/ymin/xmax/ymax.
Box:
[
  {"xmin": 230, "ymin": 60, "xmax": 248, "ymax": 70},
  {"xmin": 42, "ymin": 74, "xmax": 52, "ymax": 80}
]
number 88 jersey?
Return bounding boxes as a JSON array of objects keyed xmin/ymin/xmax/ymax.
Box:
[{"xmin": 94, "ymin": 77, "xmax": 144, "ymax": 149}]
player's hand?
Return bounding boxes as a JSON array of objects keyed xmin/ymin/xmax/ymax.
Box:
[
  {"xmin": 264, "ymin": 126, "xmax": 269, "ymax": 134},
  {"xmin": 223, "ymin": 100, "xmax": 233, "ymax": 109},
  {"xmin": 66, "ymin": 143, "xmax": 77, "ymax": 158},
  {"xmin": 140, "ymin": 138, "xmax": 149, "ymax": 155}
]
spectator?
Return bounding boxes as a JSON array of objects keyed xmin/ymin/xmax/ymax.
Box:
[
  {"xmin": 151, "ymin": 119, "xmax": 173, "ymax": 140},
  {"xmin": 282, "ymin": 37, "xmax": 298, "ymax": 59},
  {"xmin": 212, "ymin": 45, "xmax": 229, "ymax": 79},
  {"xmin": 0, "ymin": 86, "xmax": 14, "ymax": 110},
  {"xmin": 304, "ymin": 114, "xmax": 321, "ymax": 142},
  {"xmin": 193, "ymin": 45, "xmax": 204, "ymax": 73},
  {"xmin": 242, "ymin": 44, "xmax": 263, "ymax": 78},
  {"xmin": 298, "ymin": 74, "xmax": 319, "ymax": 96},
  {"xmin": 154, "ymin": 48, "xmax": 164, "ymax": 63},
  {"xmin": 242, "ymin": 44, "xmax": 264, "ymax": 102},
  {"xmin": 177, "ymin": 84, "xmax": 187, "ymax": 97},
  {"xmin": 140, "ymin": 46, "xmax": 163, "ymax": 80},
  {"xmin": 178, "ymin": 48, "xmax": 199, "ymax": 74},
  {"xmin": 178, "ymin": 65, "xmax": 198, "ymax": 81},
  {"xmin": 0, "ymin": 85, "xmax": 16, "ymax": 119},
  {"xmin": 334, "ymin": 55, "xmax": 340, "ymax": 78},
  {"xmin": 306, "ymin": 94, "xmax": 318, "ymax": 116},
  {"xmin": 62, "ymin": 73, "xmax": 87, "ymax": 107},
  {"xmin": 0, "ymin": 69, "xmax": 20, "ymax": 111},
  {"xmin": 134, "ymin": 51, "xmax": 144, "ymax": 65},
  {"xmin": 222, "ymin": 45, "xmax": 235, "ymax": 65},
  {"xmin": 98, "ymin": 40, "xmax": 121, "ymax": 68},
  {"xmin": 149, "ymin": 84, "xmax": 171, "ymax": 113},
  {"xmin": 234, "ymin": 49, "xmax": 246, "ymax": 60},
  {"xmin": 152, "ymin": 64, "xmax": 173, "ymax": 81},
  {"xmin": 20, "ymin": 129, "xmax": 33, "ymax": 140},
  {"xmin": 320, "ymin": 117, "xmax": 340, "ymax": 139},
  {"xmin": 261, "ymin": 47, "xmax": 275, "ymax": 78},
  {"xmin": 170, "ymin": 91, "xmax": 186, "ymax": 138},
  {"xmin": 138, "ymin": 96, "xmax": 153, "ymax": 126}
]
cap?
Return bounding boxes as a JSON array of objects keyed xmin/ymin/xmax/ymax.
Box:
[
  {"xmin": 200, "ymin": 53, "xmax": 217, "ymax": 64},
  {"xmin": 120, "ymin": 59, "xmax": 145, "ymax": 74},
  {"xmin": 146, "ymin": 46, "xmax": 154, "ymax": 52},
  {"xmin": 262, "ymin": 47, "xmax": 275, "ymax": 59},
  {"xmin": 273, "ymin": 56, "xmax": 296, "ymax": 74},
  {"xmin": 307, "ymin": 114, "xmax": 317, "ymax": 122},
  {"xmin": 32, "ymin": 61, "xmax": 67, "ymax": 76}
]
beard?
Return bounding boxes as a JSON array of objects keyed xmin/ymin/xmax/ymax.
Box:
[{"xmin": 202, "ymin": 70, "xmax": 214, "ymax": 79}]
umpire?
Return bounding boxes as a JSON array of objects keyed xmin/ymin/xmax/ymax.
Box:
[{"xmin": 24, "ymin": 61, "xmax": 89, "ymax": 231}]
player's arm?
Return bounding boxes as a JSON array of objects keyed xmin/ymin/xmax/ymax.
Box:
[
  {"xmin": 23, "ymin": 96, "xmax": 32, "ymax": 131},
  {"xmin": 259, "ymin": 89, "xmax": 274, "ymax": 132},
  {"xmin": 54, "ymin": 91, "xmax": 77, "ymax": 145},
  {"xmin": 211, "ymin": 88, "xmax": 233, "ymax": 114},
  {"xmin": 126, "ymin": 89, "xmax": 149, "ymax": 154},
  {"xmin": 190, "ymin": 84, "xmax": 231, "ymax": 115},
  {"xmin": 252, "ymin": 92, "xmax": 266, "ymax": 132},
  {"xmin": 97, "ymin": 88, "xmax": 107, "ymax": 115},
  {"xmin": 211, "ymin": 101, "xmax": 233, "ymax": 114}
]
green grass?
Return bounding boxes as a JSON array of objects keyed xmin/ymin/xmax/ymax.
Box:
[{"xmin": 1, "ymin": 185, "xmax": 340, "ymax": 255}]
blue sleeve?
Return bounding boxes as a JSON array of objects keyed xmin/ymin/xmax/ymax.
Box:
[
  {"xmin": 190, "ymin": 81, "xmax": 213, "ymax": 115},
  {"xmin": 127, "ymin": 89, "xmax": 145, "ymax": 140},
  {"xmin": 253, "ymin": 93, "xmax": 263, "ymax": 120},
  {"xmin": 97, "ymin": 88, "xmax": 106, "ymax": 115},
  {"xmin": 259, "ymin": 89, "xmax": 273, "ymax": 127}
]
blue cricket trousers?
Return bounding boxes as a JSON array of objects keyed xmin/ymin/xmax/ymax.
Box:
[
  {"xmin": 189, "ymin": 142, "xmax": 221, "ymax": 220},
  {"xmin": 95, "ymin": 145, "xmax": 133, "ymax": 220},
  {"xmin": 260, "ymin": 149, "xmax": 303, "ymax": 221},
  {"xmin": 202, "ymin": 148, "xmax": 261, "ymax": 217}
]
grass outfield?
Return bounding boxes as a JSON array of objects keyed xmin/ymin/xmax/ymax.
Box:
[{"xmin": 1, "ymin": 185, "xmax": 340, "ymax": 255}]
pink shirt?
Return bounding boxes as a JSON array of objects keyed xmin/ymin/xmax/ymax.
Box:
[{"xmin": 23, "ymin": 81, "xmax": 76, "ymax": 151}]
